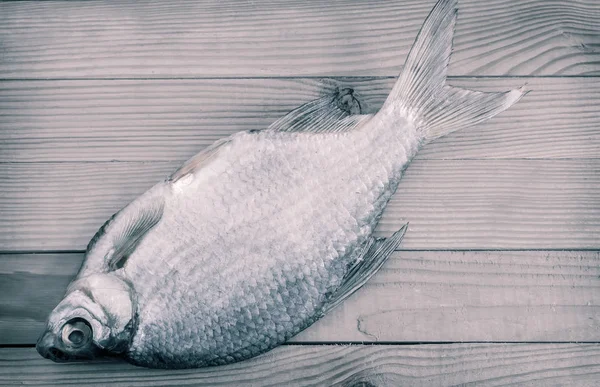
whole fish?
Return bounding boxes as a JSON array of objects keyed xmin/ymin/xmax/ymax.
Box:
[{"xmin": 37, "ymin": 0, "xmax": 524, "ymax": 369}]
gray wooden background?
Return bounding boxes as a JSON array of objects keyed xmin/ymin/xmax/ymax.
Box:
[{"xmin": 1, "ymin": 0, "xmax": 599, "ymax": 385}]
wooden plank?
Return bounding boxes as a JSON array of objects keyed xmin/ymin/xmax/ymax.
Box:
[
  {"xmin": 0, "ymin": 253, "xmax": 79, "ymax": 345},
  {"xmin": 1, "ymin": 0, "xmax": 599, "ymax": 78},
  {"xmin": 0, "ymin": 344, "xmax": 599, "ymax": 386},
  {"xmin": 0, "ymin": 159, "xmax": 598, "ymax": 251},
  {"xmin": 2, "ymin": 251, "xmax": 598, "ymax": 345},
  {"xmin": 302, "ymin": 250, "xmax": 600, "ymax": 343},
  {"xmin": 1, "ymin": 77, "xmax": 599, "ymax": 162}
]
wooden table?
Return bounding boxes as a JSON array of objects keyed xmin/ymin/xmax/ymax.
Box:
[{"xmin": 1, "ymin": 0, "xmax": 599, "ymax": 385}]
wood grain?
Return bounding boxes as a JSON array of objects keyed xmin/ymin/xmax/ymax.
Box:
[
  {"xmin": 2, "ymin": 251, "xmax": 598, "ymax": 345},
  {"xmin": 1, "ymin": 344, "xmax": 599, "ymax": 386},
  {"xmin": 1, "ymin": 77, "xmax": 599, "ymax": 162},
  {"xmin": 1, "ymin": 0, "xmax": 598, "ymax": 382},
  {"xmin": 0, "ymin": 159, "xmax": 598, "ymax": 251},
  {"xmin": 1, "ymin": 0, "xmax": 599, "ymax": 79}
]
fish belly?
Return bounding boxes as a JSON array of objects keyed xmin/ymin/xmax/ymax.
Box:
[{"xmin": 123, "ymin": 127, "xmax": 415, "ymax": 368}]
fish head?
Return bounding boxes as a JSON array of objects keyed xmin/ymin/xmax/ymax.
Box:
[{"xmin": 36, "ymin": 273, "xmax": 135, "ymax": 362}]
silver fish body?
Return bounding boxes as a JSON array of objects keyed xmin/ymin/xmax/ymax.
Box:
[
  {"xmin": 122, "ymin": 119, "xmax": 415, "ymax": 367},
  {"xmin": 37, "ymin": 0, "xmax": 524, "ymax": 369}
]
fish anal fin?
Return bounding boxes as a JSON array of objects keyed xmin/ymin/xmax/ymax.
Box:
[
  {"xmin": 169, "ymin": 138, "xmax": 230, "ymax": 183},
  {"xmin": 268, "ymin": 87, "xmax": 371, "ymax": 133},
  {"xmin": 321, "ymin": 223, "xmax": 408, "ymax": 316}
]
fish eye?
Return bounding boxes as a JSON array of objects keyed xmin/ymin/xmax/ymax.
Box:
[
  {"xmin": 61, "ymin": 318, "xmax": 92, "ymax": 348},
  {"xmin": 68, "ymin": 330, "xmax": 84, "ymax": 345}
]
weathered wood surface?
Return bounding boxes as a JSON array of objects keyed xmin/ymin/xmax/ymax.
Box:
[
  {"xmin": 0, "ymin": 160, "xmax": 598, "ymax": 251},
  {"xmin": 2, "ymin": 251, "xmax": 598, "ymax": 345},
  {"xmin": 1, "ymin": 0, "xmax": 599, "ymax": 78},
  {"xmin": 2, "ymin": 77, "xmax": 599, "ymax": 162},
  {"xmin": 1, "ymin": 344, "xmax": 599, "ymax": 386},
  {"xmin": 1, "ymin": 0, "xmax": 599, "ymax": 383}
]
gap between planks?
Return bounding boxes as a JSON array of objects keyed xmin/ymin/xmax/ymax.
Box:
[
  {"xmin": 2, "ymin": 75, "xmax": 600, "ymax": 81},
  {"xmin": 3, "ymin": 341, "xmax": 600, "ymax": 348}
]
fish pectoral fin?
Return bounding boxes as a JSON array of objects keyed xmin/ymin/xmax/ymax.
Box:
[
  {"xmin": 104, "ymin": 197, "xmax": 165, "ymax": 271},
  {"xmin": 321, "ymin": 223, "xmax": 409, "ymax": 316},
  {"xmin": 169, "ymin": 138, "xmax": 231, "ymax": 183},
  {"xmin": 268, "ymin": 87, "xmax": 372, "ymax": 133}
]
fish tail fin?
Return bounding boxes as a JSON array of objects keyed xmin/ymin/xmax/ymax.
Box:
[{"xmin": 379, "ymin": 0, "xmax": 526, "ymax": 143}]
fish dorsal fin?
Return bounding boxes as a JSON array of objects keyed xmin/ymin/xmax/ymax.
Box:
[
  {"xmin": 169, "ymin": 138, "xmax": 230, "ymax": 183},
  {"xmin": 268, "ymin": 88, "xmax": 372, "ymax": 133},
  {"xmin": 105, "ymin": 198, "xmax": 165, "ymax": 271},
  {"xmin": 321, "ymin": 224, "xmax": 408, "ymax": 315}
]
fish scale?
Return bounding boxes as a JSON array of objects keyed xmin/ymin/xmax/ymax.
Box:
[{"xmin": 36, "ymin": 0, "xmax": 525, "ymax": 369}]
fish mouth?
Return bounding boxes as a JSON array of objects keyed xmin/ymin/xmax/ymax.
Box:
[{"xmin": 36, "ymin": 330, "xmax": 96, "ymax": 363}]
